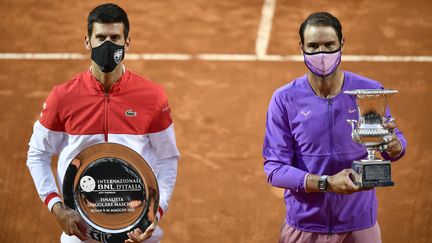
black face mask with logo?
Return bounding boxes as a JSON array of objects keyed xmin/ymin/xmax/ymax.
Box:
[{"xmin": 91, "ymin": 41, "xmax": 125, "ymax": 73}]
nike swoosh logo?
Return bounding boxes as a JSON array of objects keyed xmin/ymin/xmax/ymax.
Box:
[{"xmin": 348, "ymin": 108, "xmax": 357, "ymax": 113}]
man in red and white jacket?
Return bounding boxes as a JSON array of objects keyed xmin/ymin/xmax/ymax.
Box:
[{"xmin": 26, "ymin": 4, "xmax": 179, "ymax": 243}]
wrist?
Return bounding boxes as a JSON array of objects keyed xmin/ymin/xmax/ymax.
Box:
[
  {"xmin": 52, "ymin": 202, "xmax": 65, "ymax": 215},
  {"xmin": 45, "ymin": 192, "xmax": 62, "ymax": 212},
  {"xmin": 326, "ymin": 175, "xmax": 335, "ymax": 192},
  {"xmin": 389, "ymin": 138, "xmax": 403, "ymax": 158}
]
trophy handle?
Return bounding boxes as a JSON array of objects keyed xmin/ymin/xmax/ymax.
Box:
[
  {"xmin": 347, "ymin": 119, "xmax": 357, "ymax": 129},
  {"xmin": 384, "ymin": 117, "xmax": 395, "ymax": 126},
  {"xmin": 384, "ymin": 117, "xmax": 396, "ymax": 134},
  {"xmin": 383, "ymin": 117, "xmax": 395, "ymax": 146},
  {"xmin": 347, "ymin": 119, "xmax": 360, "ymax": 142},
  {"xmin": 386, "ymin": 117, "xmax": 395, "ymax": 123}
]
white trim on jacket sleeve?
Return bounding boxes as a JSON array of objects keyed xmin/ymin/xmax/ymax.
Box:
[
  {"xmin": 27, "ymin": 121, "xmax": 65, "ymax": 212},
  {"xmin": 149, "ymin": 124, "xmax": 180, "ymax": 220},
  {"xmin": 156, "ymin": 156, "xmax": 178, "ymax": 220}
]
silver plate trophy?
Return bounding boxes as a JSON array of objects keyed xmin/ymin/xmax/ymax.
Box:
[
  {"xmin": 63, "ymin": 143, "xmax": 159, "ymax": 243},
  {"xmin": 344, "ymin": 89, "xmax": 398, "ymax": 188}
]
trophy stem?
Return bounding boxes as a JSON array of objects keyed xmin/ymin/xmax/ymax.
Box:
[{"xmin": 367, "ymin": 148, "xmax": 376, "ymax": 161}]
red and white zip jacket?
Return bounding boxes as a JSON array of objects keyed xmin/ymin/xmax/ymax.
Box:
[{"xmin": 26, "ymin": 68, "xmax": 180, "ymax": 220}]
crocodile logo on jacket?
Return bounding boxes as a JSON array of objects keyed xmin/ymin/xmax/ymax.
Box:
[{"xmin": 125, "ymin": 109, "xmax": 137, "ymax": 117}]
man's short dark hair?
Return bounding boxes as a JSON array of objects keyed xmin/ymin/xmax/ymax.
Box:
[
  {"xmin": 88, "ymin": 3, "xmax": 130, "ymax": 38},
  {"xmin": 299, "ymin": 12, "xmax": 342, "ymax": 45}
]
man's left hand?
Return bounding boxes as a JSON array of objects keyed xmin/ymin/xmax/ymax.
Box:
[
  {"xmin": 383, "ymin": 121, "xmax": 402, "ymax": 157},
  {"xmin": 125, "ymin": 221, "xmax": 157, "ymax": 243}
]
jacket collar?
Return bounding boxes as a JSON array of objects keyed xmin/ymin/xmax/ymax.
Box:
[{"xmin": 85, "ymin": 65, "xmax": 129, "ymax": 95}]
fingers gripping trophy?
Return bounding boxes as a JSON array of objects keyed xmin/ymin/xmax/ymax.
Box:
[{"xmin": 344, "ymin": 89, "xmax": 398, "ymax": 188}]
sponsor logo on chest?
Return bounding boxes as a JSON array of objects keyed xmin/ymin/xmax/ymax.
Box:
[
  {"xmin": 348, "ymin": 108, "xmax": 357, "ymax": 113},
  {"xmin": 300, "ymin": 109, "xmax": 311, "ymax": 117}
]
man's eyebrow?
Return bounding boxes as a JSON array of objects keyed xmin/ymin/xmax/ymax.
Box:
[{"xmin": 306, "ymin": 40, "xmax": 336, "ymax": 45}]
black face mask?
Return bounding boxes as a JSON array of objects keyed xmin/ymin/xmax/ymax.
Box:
[{"xmin": 91, "ymin": 41, "xmax": 125, "ymax": 73}]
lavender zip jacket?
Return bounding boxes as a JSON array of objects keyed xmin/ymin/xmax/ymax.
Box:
[{"xmin": 263, "ymin": 71, "xmax": 407, "ymax": 233}]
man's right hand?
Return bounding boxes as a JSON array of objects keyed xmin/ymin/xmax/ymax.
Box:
[
  {"xmin": 327, "ymin": 169, "xmax": 361, "ymax": 194},
  {"xmin": 52, "ymin": 202, "xmax": 89, "ymax": 241}
]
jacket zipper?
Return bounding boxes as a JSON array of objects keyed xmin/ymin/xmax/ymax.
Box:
[
  {"xmin": 328, "ymin": 98, "xmax": 334, "ymax": 234},
  {"xmin": 104, "ymin": 93, "xmax": 109, "ymax": 142},
  {"xmin": 96, "ymin": 74, "xmax": 122, "ymax": 142},
  {"xmin": 99, "ymin": 82, "xmax": 115, "ymax": 142}
]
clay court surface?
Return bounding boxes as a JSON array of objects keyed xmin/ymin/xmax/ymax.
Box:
[{"xmin": 0, "ymin": 0, "xmax": 431, "ymax": 242}]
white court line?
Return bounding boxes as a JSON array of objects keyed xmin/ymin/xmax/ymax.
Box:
[
  {"xmin": 197, "ymin": 54, "xmax": 303, "ymax": 61},
  {"xmin": 25, "ymin": 91, "xmax": 50, "ymax": 98},
  {"xmin": 0, "ymin": 53, "xmax": 192, "ymax": 61},
  {"xmin": 127, "ymin": 53, "xmax": 192, "ymax": 60},
  {"xmin": 341, "ymin": 55, "xmax": 432, "ymax": 62},
  {"xmin": 0, "ymin": 53, "xmax": 432, "ymax": 62},
  {"xmin": 255, "ymin": 0, "xmax": 277, "ymax": 57},
  {"xmin": 0, "ymin": 53, "xmax": 87, "ymax": 60},
  {"xmin": 197, "ymin": 54, "xmax": 259, "ymax": 61},
  {"xmin": 0, "ymin": 90, "xmax": 13, "ymax": 96}
]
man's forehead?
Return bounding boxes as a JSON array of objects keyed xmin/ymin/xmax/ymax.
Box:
[
  {"xmin": 92, "ymin": 22, "xmax": 125, "ymax": 35},
  {"xmin": 304, "ymin": 25, "xmax": 338, "ymax": 42}
]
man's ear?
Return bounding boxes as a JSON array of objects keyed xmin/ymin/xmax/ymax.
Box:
[
  {"xmin": 84, "ymin": 35, "xmax": 91, "ymax": 50},
  {"xmin": 341, "ymin": 37, "xmax": 345, "ymax": 51},
  {"xmin": 299, "ymin": 40, "xmax": 304, "ymax": 54},
  {"xmin": 124, "ymin": 37, "xmax": 131, "ymax": 51}
]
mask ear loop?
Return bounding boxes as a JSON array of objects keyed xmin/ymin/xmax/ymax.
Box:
[{"xmin": 89, "ymin": 40, "xmax": 93, "ymax": 72}]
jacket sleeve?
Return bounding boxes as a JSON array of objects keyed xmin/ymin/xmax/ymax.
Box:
[
  {"xmin": 263, "ymin": 92, "xmax": 307, "ymax": 193},
  {"xmin": 27, "ymin": 87, "xmax": 66, "ymax": 212},
  {"xmin": 148, "ymin": 94, "xmax": 180, "ymax": 220}
]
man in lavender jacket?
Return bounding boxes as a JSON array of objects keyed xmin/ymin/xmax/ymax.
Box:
[{"xmin": 263, "ymin": 12, "xmax": 407, "ymax": 243}]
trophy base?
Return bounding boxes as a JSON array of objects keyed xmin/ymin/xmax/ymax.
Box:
[{"xmin": 352, "ymin": 159, "xmax": 394, "ymax": 188}]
